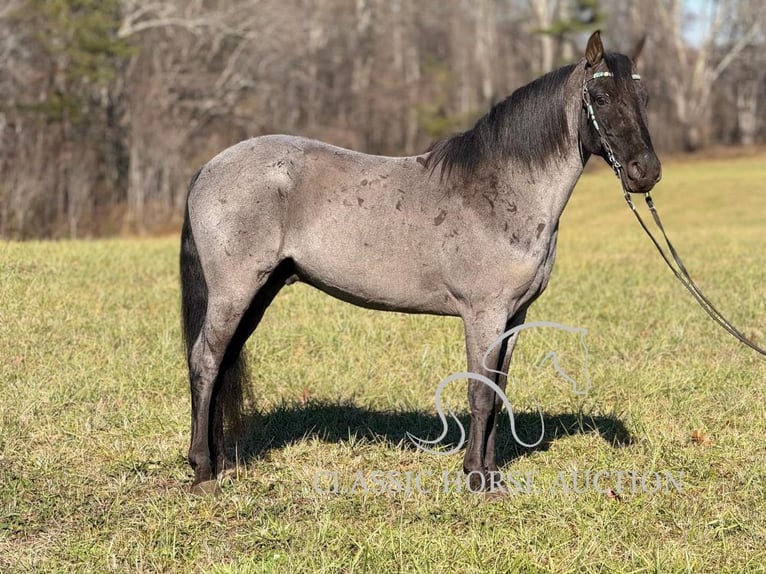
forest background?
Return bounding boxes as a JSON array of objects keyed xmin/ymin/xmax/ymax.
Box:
[{"xmin": 0, "ymin": 0, "xmax": 763, "ymax": 238}]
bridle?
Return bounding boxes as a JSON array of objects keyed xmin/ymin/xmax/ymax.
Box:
[
  {"xmin": 582, "ymin": 68, "xmax": 766, "ymax": 357},
  {"xmin": 582, "ymin": 70, "xmax": 640, "ymax": 178}
]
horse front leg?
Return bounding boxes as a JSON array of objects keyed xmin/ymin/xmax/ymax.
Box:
[
  {"xmin": 462, "ymin": 306, "xmax": 525, "ymax": 492},
  {"xmin": 483, "ymin": 308, "xmax": 527, "ymax": 475}
]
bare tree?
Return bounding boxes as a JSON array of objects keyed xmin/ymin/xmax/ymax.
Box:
[
  {"xmin": 649, "ymin": 0, "xmax": 764, "ymax": 149},
  {"xmin": 529, "ymin": 0, "xmax": 556, "ymax": 72},
  {"xmin": 1, "ymin": 0, "xmax": 763, "ymax": 239}
]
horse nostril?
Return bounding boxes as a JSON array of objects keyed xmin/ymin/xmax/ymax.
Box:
[{"xmin": 628, "ymin": 160, "xmax": 646, "ymax": 181}]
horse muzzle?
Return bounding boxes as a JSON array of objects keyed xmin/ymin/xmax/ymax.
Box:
[{"xmin": 625, "ymin": 153, "xmax": 662, "ymax": 194}]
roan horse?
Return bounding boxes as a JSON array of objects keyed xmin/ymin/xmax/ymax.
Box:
[{"xmin": 180, "ymin": 31, "xmax": 661, "ymax": 492}]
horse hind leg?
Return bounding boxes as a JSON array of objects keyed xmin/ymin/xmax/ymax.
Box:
[
  {"xmin": 208, "ymin": 260, "xmax": 295, "ymax": 479},
  {"xmin": 187, "ymin": 293, "xmax": 250, "ymax": 487},
  {"xmin": 189, "ymin": 265, "xmax": 273, "ymax": 484}
]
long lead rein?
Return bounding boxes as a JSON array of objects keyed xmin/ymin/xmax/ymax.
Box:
[
  {"xmin": 583, "ymin": 71, "xmax": 766, "ymax": 357},
  {"xmin": 626, "ymin": 190, "xmax": 766, "ymax": 356}
]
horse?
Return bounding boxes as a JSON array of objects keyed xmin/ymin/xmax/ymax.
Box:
[{"xmin": 179, "ymin": 30, "xmax": 661, "ymax": 493}]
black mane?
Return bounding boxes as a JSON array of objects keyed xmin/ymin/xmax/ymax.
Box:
[{"xmin": 425, "ymin": 64, "xmax": 577, "ymax": 180}]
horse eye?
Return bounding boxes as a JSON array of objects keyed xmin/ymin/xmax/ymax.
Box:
[{"xmin": 595, "ymin": 95, "xmax": 609, "ymax": 106}]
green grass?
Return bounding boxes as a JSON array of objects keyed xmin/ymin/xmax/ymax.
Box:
[{"xmin": 2, "ymin": 154, "xmax": 766, "ymax": 573}]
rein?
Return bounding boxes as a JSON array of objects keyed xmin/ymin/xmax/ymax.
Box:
[{"xmin": 583, "ymin": 70, "xmax": 766, "ymax": 357}]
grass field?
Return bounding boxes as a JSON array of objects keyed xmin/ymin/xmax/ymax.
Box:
[{"xmin": 1, "ymin": 154, "xmax": 765, "ymax": 573}]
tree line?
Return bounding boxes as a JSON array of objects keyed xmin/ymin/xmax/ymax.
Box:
[{"xmin": 0, "ymin": 0, "xmax": 763, "ymax": 238}]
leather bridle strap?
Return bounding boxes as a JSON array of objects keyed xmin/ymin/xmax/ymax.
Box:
[
  {"xmin": 624, "ymin": 191, "xmax": 766, "ymax": 356},
  {"xmin": 583, "ymin": 69, "xmax": 766, "ymax": 357}
]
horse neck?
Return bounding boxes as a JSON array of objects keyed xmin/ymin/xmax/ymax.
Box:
[
  {"xmin": 506, "ymin": 67, "xmax": 586, "ymax": 221},
  {"xmin": 430, "ymin": 62, "xmax": 588, "ymax": 223},
  {"xmin": 484, "ymin": 132, "xmax": 585, "ymax": 224}
]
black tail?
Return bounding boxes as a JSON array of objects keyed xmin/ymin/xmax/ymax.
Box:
[{"xmin": 180, "ymin": 170, "xmax": 247, "ymax": 435}]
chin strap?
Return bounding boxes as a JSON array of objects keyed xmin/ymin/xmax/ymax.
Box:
[{"xmin": 584, "ymin": 69, "xmax": 766, "ymax": 357}]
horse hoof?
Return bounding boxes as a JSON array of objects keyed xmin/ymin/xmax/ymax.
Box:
[{"xmin": 190, "ymin": 480, "xmax": 221, "ymax": 496}]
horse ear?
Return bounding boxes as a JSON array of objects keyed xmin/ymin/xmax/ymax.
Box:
[
  {"xmin": 631, "ymin": 35, "xmax": 646, "ymax": 68},
  {"xmin": 585, "ymin": 30, "xmax": 604, "ymax": 68}
]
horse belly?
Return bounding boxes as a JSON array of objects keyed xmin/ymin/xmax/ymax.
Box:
[{"xmin": 284, "ymin": 225, "xmax": 454, "ymax": 315}]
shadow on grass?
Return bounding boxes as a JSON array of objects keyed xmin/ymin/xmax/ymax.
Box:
[{"xmin": 234, "ymin": 399, "xmax": 633, "ymax": 468}]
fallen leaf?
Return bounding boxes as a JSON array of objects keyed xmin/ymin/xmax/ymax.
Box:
[
  {"xmin": 691, "ymin": 429, "xmax": 714, "ymax": 446},
  {"xmin": 605, "ymin": 489, "xmax": 622, "ymax": 502},
  {"xmin": 299, "ymin": 386, "xmax": 311, "ymax": 406}
]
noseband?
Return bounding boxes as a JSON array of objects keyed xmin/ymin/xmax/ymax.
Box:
[{"xmin": 582, "ymin": 68, "xmax": 766, "ymax": 357}]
